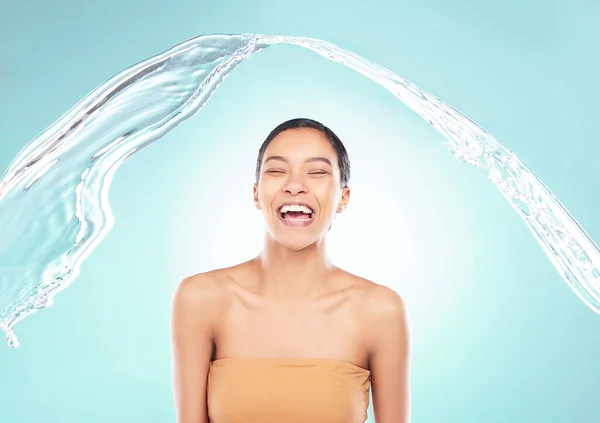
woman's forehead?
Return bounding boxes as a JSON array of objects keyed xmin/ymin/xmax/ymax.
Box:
[{"xmin": 265, "ymin": 128, "xmax": 336, "ymax": 158}]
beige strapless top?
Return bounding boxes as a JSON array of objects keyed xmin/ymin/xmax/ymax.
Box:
[{"xmin": 207, "ymin": 357, "xmax": 371, "ymax": 423}]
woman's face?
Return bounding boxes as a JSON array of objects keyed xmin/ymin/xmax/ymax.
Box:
[{"xmin": 254, "ymin": 127, "xmax": 350, "ymax": 251}]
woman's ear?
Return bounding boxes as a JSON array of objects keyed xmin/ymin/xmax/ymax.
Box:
[
  {"xmin": 253, "ymin": 184, "xmax": 261, "ymax": 210},
  {"xmin": 337, "ymin": 186, "xmax": 351, "ymax": 213}
]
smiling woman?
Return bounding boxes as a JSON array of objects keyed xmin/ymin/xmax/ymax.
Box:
[
  {"xmin": 255, "ymin": 119, "xmax": 350, "ymax": 240},
  {"xmin": 170, "ymin": 118, "xmax": 411, "ymax": 423}
]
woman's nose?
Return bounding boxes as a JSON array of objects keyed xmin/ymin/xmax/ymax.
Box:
[{"xmin": 283, "ymin": 177, "xmax": 308, "ymax": 195}]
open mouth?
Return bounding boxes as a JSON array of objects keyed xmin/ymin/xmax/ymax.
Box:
[{"xmin": 278, "ymin": 203, "xmax": 314, "ymax": 225}]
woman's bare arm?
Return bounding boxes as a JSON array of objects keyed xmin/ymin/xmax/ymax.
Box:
[
  {"xmin": 367, "ymin": 285, "xmax": 411, "ymax": 423},
  {"xmin": 171, "ymin": 275, "xmax": 221, "ymax": 423}
]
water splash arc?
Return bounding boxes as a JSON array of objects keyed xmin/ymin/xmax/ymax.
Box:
[{"xmin": 0, "ymin": 33, "xmax": 598, "ymax": 348}]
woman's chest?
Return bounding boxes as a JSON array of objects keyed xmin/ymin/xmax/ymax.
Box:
[{"xmin": 213, "ymin": 292, "xmax": 369, "ymax": 366}]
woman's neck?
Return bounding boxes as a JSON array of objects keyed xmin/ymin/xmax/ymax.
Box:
[{"xmin": 253, "ymin": 237, "xmax": 335, "ymax": 301}]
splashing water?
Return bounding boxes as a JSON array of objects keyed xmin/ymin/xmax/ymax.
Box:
[{"xmin": 1, "ymin": 33, "xmax": 599, "ymax": 348}]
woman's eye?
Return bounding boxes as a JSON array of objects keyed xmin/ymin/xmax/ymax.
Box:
[
  {"xmin": 309, "ymin": 171, "xmax": 328, "ymax": 175},
  {"xmin": 266, "ymin": 169, "xmax": 284, "ymax": 174}
]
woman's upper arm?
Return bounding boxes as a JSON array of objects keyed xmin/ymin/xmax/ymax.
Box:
[
  {"xmin": 171, "ymin": 275, "xmax": 220, "ymax": 423},
  {"xmin": 366, "ymin": 285, "xmax": 411, "ymax": 423}
]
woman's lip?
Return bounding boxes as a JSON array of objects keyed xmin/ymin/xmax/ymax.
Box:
[{"xmin": 278, "ymin": 212, "xmax": 315, "ymax": 227}]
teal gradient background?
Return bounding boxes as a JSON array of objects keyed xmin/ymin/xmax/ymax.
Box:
[{"xmin": 1, "ymin": 0, "xmax": 600, "ymax": 422}]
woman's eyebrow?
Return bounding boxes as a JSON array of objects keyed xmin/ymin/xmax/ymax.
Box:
[
  {"xmin": 305, "ymin": 157, "xmax": 332, "ymax": 167},
  {"xmin": 264, "ymin": 155, "xmax": 288, "ymax": 164}
]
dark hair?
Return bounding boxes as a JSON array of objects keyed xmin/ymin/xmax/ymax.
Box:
[{"xmin": 255, "ymin": 118, "xmax": 351, "ymax": 187}]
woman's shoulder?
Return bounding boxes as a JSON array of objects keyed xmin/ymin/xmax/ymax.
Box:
[
  {"xmin": 335, "ymin": 270, "xmax": 408, "ymax": 360},
  {"xmin": 174, "ymin": 260, "xmax": 254, "ymax": 303},
  {"xmin": 171, "ymin": 264, "xmax": 244, "ymax": 315},
  {"xmin": 336, "ymin": 268, "xmax": 403, "ymax": 297},
  {"xmin": 335, "ymin": 269, "xmax": 407, "ymax": 323}
]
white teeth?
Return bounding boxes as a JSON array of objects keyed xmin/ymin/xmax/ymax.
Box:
[{"xmin": 279, "ymin": 204, "xmax": 313, "ymax": 214}]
